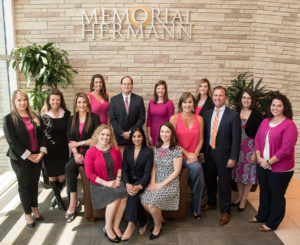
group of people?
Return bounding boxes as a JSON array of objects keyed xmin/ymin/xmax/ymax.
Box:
[{"xmin": 3, "ymin": 74, "xmax": 297, "ymax": 242}]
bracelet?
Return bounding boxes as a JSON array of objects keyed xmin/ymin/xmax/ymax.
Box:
[
  {"xmin": 82, "ymin": 140, "xmax": 85, "ymax": 146},
  {"xmin": 116, "ymin": 176, "xmax": 121, "ymax": 179}
]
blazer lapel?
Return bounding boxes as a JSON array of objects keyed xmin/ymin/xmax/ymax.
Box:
[
  {"xmin": 206, "ymin": 109, "xmax": 214, "ymax": 139},
  {"xmin": 127, "ymin": 93, "xmax": 135, "ymax": 116},
  {"xmin": 217, "ymin": 107, "xmax": 228, "ymax": 137},
  {"xmin": 119, "ymin": 93, "xmax": 128, "ymax": 118},
  {"xmin": 74, "ymin": 113, "xmax": 81, "ymax": 140}
]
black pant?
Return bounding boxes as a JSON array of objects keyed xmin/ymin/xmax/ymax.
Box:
[
  {"xmin": 10, "ymin": 158, "xmax": 42, "ymax": 214},
  {"xmin": 256, "ymin": 165, "xmax": 293, "ymax": 230},
  {"xmin": 204, "ymin": 149, "xmax": 232, "ymax": 213},
  {"xmin": 124, "ymin": 193, "xmax": 147, "ymax": 227},
  {"xmin": 65, "ymin": 158, "xmax": 83, "ymax": 193}
]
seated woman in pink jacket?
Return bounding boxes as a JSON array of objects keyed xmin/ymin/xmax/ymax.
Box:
[
  {"xmin": 85, "ymin": 125, "xmax": 127, "ymax": 243},
  {"xmin": 248, "ymin": 93, "xmax": 298, "ymax": 232}
]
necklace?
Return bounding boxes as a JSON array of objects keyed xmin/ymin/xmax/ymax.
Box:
[
  {"xmin": 22, "ymin": 117, "xmax": 31, "ymax": 126},
  {"xmin": 158, "ymin": 147, "xmax": 168, "ymax": 158}
]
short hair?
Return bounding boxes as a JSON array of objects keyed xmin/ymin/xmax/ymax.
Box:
[
  {"xmin": 128, "ymin": 127, "xmax": 147, "ymax": 147},
  {"xmin": 120, "ymin": 76, "xmax": 133, "ymax": 84},
  {"xmin": 267, "ymin": 92, "xmax": 293, "ymax": 119},
  {"xmin": 178, "ymin": 92, "xmax": 196, "ymax": 113},
  {"xmin": 156, "ymin": 122, "xmax": 177, "ymax": 150},
  {"xmin": 154, "ymin": 80, "xmax": 169, "ymax": 104},
  {"xmin": 240, "ymin": 89, "xmax": 256, "ymax": 110},
  {"xmin": 213, "ymin": 86, "xmax": 227, "ymax": 96}
]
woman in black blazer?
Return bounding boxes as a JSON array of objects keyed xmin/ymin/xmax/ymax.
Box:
[
  {"xmin": 3, "ymin": 90, "xmax": 47, "ymax": 228},
  {"xmin": 195, "ymin": 78, "xmax": 214, "ymax": 117},
  {"xmin": 65, "ymin": 92, "xmax": 100, "ymax": 222},
  {"xmin": 121, "ymin": 127, "xmax": 153, "ymax": 241}
]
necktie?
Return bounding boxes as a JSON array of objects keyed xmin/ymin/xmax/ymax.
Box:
[
  {"xmin": 210, "ymin": 109, "xmax": 220, "ymax": 149},
  {"xmin": 125, "ymin": 96, "xmax": 129, "ymax": 114}
]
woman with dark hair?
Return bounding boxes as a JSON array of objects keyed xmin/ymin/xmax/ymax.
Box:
[
  {"xmin": 85, "ymin": 125, "xmax": 127, "ymax": 243},
  {"xmin": 121, "ymin": 127, "xmax": 153, "ymax": 241},
  {"xmin": 232, "ymin": 89, "xmax": 262, "ymax": 211},
  {"xmin": 65, "ymin": 92, "xmax": 100, "ymax": 222},
  {"xmin": 146, "ymin": 80, "xmax": 174, "ymax": 146},
  {"xmin": 141, "ymin": 122, "xmax": 182, "ymax": 240},
  {"xmin": 87, "ymin": 74, "xmax": 109, "ymax": 124},
  {"xmin": 3, "ymin": 90, "xmax": 47, "ymax": 228},
  {"xmin": 170, "ymin": 92, "xmax": 205, "ymax": 220},
  {"xmin": 41, "ymin": 88, "xmax": 71, "ymax": 211},
  {"xmin": 195, "ymin": 78, "xmax": 214, "ymax": 116},
  {"xmin": 248, "ymin": 92, "xmax": 297, "ymax": 231}
]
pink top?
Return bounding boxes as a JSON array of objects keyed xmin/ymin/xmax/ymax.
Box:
[
  {"xmin": 146, "ymin": 99, "xmax": 175, "ymax": 146},
  {"xmin": 84, "ymin": 146, "xmax": 123, "ymax": 184},
  {"xmin": 176, "ymin": 113, "xmax": 199, "ymax": 158},
  {"xmin": 88, "ymin": 93, "xmax": 109, "ymax": 124},
  {"xmin": 195, "ymin": 106, "xmax": 203, "ymax": 115},
  {"xmin": 255, "ymin": 118, "xmax": 298, "ymax": 172},
  {"xmin": 22, "ymin": 117, "xmax": 37, "ymax": 152}
]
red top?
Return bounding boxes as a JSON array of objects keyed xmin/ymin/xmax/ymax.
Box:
[
  {"xmin": 88, "ymin": 93, "xmax": 109, "ymax": 124},
  {"xmin": 176, "ymin": 113, "xmax": 199, "ymax": 158},
  {"xmin": 22, "ymin": 117, "xmax": 37, "ymax": 152},
  {"xmin": 84, "ymin": 146, "xmax": 122, "ymax": 184},
  {"xmin": 195, "ymin": 105, "xmax": 203, "ymax": 115}
]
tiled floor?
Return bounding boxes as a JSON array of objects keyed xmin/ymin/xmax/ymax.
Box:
[{"xmin": 248, "ymin": 178, "xmax": 300, "ymax": 245}]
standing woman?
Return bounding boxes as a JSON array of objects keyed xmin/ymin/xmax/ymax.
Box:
[
  {"xmin": 85, "ymin": 125, "xmax": 128, "ymax": 243},
  {"xmin": 41, "ymin": 88, "xmax": 71, "ymax": 211},
  {"xmin": 248, "ymin": 93, "xmax": 297, "ymax": 231},
  {"xmin": 87, "ymin": 74, "xmax": 109, "ymax": 125},
  {"xmin": 65, "ymin": 93, "xmax": 100, "ymax": 222},
  {"xmin": 170, "ymin": 92, "xmax": 205, "ymax": 220},
  {"xmin": 121, "ymin": 127, "xmax": 153, "ymax": 241},
  {"xmin": 3, "ymin": 90, "xmax": 47, "ymax": 228},
  {"xmin": 232, "ymin": 89, "xmax": 262, "ymax": 211},
  {"xmin": 147, "ymin": 80, "xmax": 174, "ymax": 146},
  {"xmin": 141, "ymin": 122, "xmax": 182, "ymax": 240},
  {"xmin": 195, "ymin": 78, "xmax": 214, "ymax": 116}
]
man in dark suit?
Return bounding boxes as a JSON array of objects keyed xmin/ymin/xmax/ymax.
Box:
[
  {"xmin": 201, "ymin": 86, "xmax": 241, "ymax": 225},
  {"xmin": 109, "ymin": 76, "xmax": 146, "ymax": 149}
]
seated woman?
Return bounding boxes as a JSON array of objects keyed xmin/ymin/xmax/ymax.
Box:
[
  {"xmin": 141, "ymin": 122, "xmax": 182, "ymax": 240},
  {"xmin": 85, "ymin": 125, "xmax": 128, "ymax": 243},
  {"xmin": 121, "ymin": 127, "xmax": 153, "ymax": 241}
]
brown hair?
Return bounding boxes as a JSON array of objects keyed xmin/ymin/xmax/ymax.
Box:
[
  {"xmin": 120, "ymin": 76, "xmax": 133, "ymax": 84},
  {"xmin": 240, "ymin": 89, "xmax": 256, "ymax": 110},
  {"xmin": 178, "ymin": 92, "xmax": 196, "ymax": 113},
  {"xmin": 44, "ymin": 88, "xmax": 68, "ymax": 112},
  {"xmin": 71, "ymin": 93, "xmax": 92, "ymax": 132},
  {"xmin": 267, "ymin": 92, "xmax": 293, "ymax": 119},
  {"xmin": 213, "ymin": 86, "xmax": 227, "ymax": 96},
  {"xmin": 156, "ymin": 122, "xmax": 177, "ymax": 150},
  {"xmin": 11, "ymin": 90, "xmax": 40, "ymax": 126},
  {"xmin": 195, "ymin": 78, "xmax": 212, "ymax": 103},
  {"xmin": 90, "ymin": 125, "xmax": 117, "ymax": 147},
  {"xmin": 153, "ymin": 80, "xmax": 169, "ymax": 104},
  {"xmin": 90, "ymin": 74, "xmax": 108, "ymax": 101}
]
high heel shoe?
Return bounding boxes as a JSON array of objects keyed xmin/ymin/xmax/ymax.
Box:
[
  {"xmin": 102, "ymin": 227, "xmax": 120, "ymax": 243},
  {"xmin": 34, "ymin": 215, "xmax": 44, "ymax": 221},
  {"xmin": 149, "ymin": 224, "xmax": 163, "ymax": 240},
  {"xmin": 65, "ymin": 210, "xmax": 76, "ymax": 223},
  {"xmin": 25, "ymin": 215, "xmax": 35, "ymax": 228},
  {"xmin": 231, "ymin": 202, "xmax": 240, "ymax": 206}
]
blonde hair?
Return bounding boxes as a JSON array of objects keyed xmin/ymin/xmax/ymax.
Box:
[
  {"xmin": 195, "ymin": 78, "xmax": 212, "ymax": 102},
  {"xmin": 90, "ymin": 125, "xmax": 117, "ymax": 147},
  {"xmin": 11, "ymin": 90, "xmax": 40, "ymax": 126}
]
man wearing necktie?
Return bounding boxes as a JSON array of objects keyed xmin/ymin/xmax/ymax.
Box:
[
  {"xmin": 201, "ymin": 86, "xmax": 241, "ymax": 225},
  {"xmin": 109, "ymin": 76, "xmax": 145, "ymax": 151}
]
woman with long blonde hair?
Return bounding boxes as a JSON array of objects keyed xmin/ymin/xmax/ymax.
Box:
[
  {"xmin": 3, "ymin": 90, "xmax": 47, "ymax": 228},
  {"xmin": 195, "ymin": 78, "xmax": 214, "ymax": 116}
]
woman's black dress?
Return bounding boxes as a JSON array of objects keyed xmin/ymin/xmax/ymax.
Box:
[{"xmin": 42, "ymin": 110, "xmax": 70, "ymax": 177}]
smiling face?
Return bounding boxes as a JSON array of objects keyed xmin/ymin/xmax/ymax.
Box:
[
  {"xmin": 213, "ymin": 88, "xmax": 226, "ymax": 108},
  {"xmin": 159, "ymin": 125, "xmax": 172, "ymax": 144},
  {"xmin": 121, "ymin": 77, "xmax": 133, "ymax": 95},
  {"xmin": 76, "ymin": 96, "xmax": 88, "ymax": 112},
  {"xmin": 241, "ymin": 92, "xmax": 252, "ymax": 109},
  {"xmin": 199, "ymin": 82, "xmax": 209, "ymax": 96},
  {"xmin": 98, "ymin": 128, "xmax": 111, "ymax": 147},
  {"xmin": 93, "ymin": 77, "xmax": 103, "ymax": 91},
  {"xmin": 49, "ymin": 95, "xmax": 61, "ymax": 110},
  {"xmin": 156, "ymin": 84, "xmax": 166, "ymax": 99},
  {"xmin": 14, "ymin": 93, "xmax": 28, "ymax": 112},
  {"xmin": 270, "ymin": 99, "xmax": 284, "ymax": 117},
  {"xmin": 181, "ymin": 96, "xmax": 194, "ymax": 113},
  {"xmin": 132, "ymin": 130, "xmax": 143, "ymax": 147}
]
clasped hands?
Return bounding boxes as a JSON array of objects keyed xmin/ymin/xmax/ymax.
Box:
[
  {"xmin": 185, "ymin": 152, "xmax": 198, "ymax": 164},
  {"xmin": 105, "ymin": 179, "xmax": 121, "ymax": 188},
  {"xmin": 28, "ymin": 152, "xmax": 44, "ymax": 163},
  {"xmin": 258, "ymin": 158, "xmax": 271, "ymax": 170},
  {"xmin": 126, "ymin": 183, "xmax": 140, "ymax": 196},
  {"xmin": 148, "ymin": 182, "xmax": 163, "ymax": 193}
]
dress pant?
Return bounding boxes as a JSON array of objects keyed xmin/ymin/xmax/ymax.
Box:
[
  {"xmin": 10, "ymin": 158, "xmax": 42, "ymax": 214},
  {"xmin": 65, "ymin": 158, "xmax": 84, "ymax": 193},
  {"xmin": 256, "ymin": 165, "xmax": 293, "ymax": 230},
  {"xmin": 183, "ymin": 158, "xmax": 205, "ymax": 214},
  {"xmin": 124, "ymin": 193, "xmax": 147, "ymax": 227},
  {"xmin": 204, "ymin": 148, "xmax": 232, "ymax": 213}
]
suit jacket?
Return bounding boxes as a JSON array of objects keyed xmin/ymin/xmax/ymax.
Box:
[
  {"xmin": 244, "ymin": 109, "xmax": 263, "ymax": 139},
  {"xmin": 122, "ymin": 145, "xmax": 153, "ymax": 188},
  {"xmin": 203, "ymin": 107, "xmax": 241, "ymax": 164},
  {"xmin": 67, "ymin": 112, "xmax": 100, "ymax": 156},
  {"xmin": 109, "ymin": 93, "xmax": 146, "ymax": 145},
  {"xmin": 197, "ymin": 97, "xmax": 214, "ymax": 117},
  {"xmin": 3, "ymin": 113, "xmax": 46, "ymax": 161}
]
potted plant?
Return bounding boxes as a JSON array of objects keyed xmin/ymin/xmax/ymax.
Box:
[{"xmin": 9, "ymin": 42, "xmax": 77, "ymax": 112}]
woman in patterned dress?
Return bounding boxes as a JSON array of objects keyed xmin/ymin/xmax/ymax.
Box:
[
  {"xmin": 232, "ymin": 89, "xmax": 262, "ymax": 211},
  {"xmin": 141, "ymin": 122, "xmax": 182, "ymax": 240}
]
